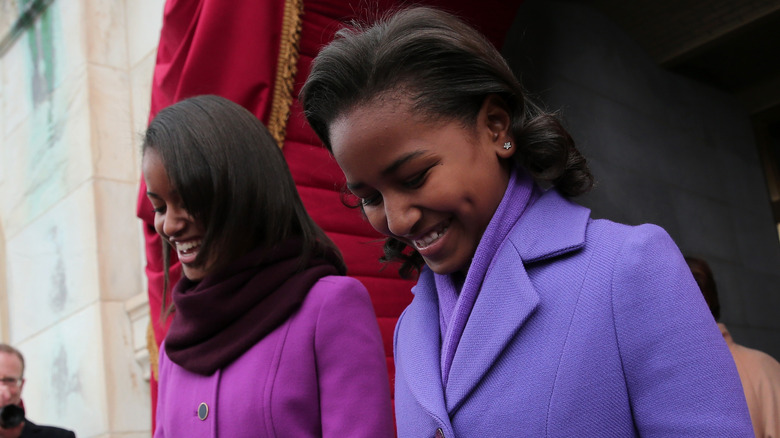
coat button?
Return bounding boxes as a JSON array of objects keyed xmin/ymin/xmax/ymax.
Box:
[
  {"xmin": 198, "ymin": 402, "xmax": 209, "ymax": 420},
  {"xmin": 435, "ymin": 428, "xmax": 445, "ymax": 438}
]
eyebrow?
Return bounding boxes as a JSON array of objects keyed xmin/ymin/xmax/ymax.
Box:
[{"xmin": 346, "ymin": 151, "xmax": 425, "ymax": 191}]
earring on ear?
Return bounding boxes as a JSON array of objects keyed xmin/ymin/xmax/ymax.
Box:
[{"xmin": 503, "ymin": 141, "xmax": 512, "ymax": 150}]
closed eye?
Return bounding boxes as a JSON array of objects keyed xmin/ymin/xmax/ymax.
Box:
[
  {"xmin": 360, "ymin": 192, "xmax": 382, "ymax": 207},
  {"xmin": 403, "ymin": 166, "xmax": 433, "ymax": 189}
]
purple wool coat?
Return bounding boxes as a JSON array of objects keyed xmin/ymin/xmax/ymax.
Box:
[
  {"xmin": 394, "ymin": 187, "xmax": 753, "ymax": 437},
  {"xmin": 155, "ymin": 276, "xmax": 394, "ymax": 437}
]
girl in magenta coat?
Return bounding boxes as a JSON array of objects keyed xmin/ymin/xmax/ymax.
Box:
[
  {"xmin": 301, "ymin": 6, "xmax": 754, "ymax": 437},
  {"xmin": 142, "ymin": 95, "xmax": 394, "ymax": 437}
]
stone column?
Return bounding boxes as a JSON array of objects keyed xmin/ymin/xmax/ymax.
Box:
[{"xmin": 0, "ymin": 0, "xmax": 164, "ymax": 436}]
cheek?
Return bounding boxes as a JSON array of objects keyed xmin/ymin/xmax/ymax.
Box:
[
  {"xmin": 153, "ymin": 214, "xmax": 165, "ymax": 237},
  {"xmin": 363, "ymin": 207, "xmax": 390, "ymax": 235}
]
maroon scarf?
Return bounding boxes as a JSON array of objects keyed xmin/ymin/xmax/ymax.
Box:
[{"xmin": 164, "ymin": 239, "xmax": 343, "ymax": 375}]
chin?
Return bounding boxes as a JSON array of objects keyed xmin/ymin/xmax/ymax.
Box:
[
  {"xmin": 182, "ymin": 267, "xmax": 207, "ymax": 281},
  {"xmin": 425, "ymin": 258, "xmax": 468, "ymax": 276}
]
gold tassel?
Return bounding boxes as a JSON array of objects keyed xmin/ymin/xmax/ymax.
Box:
[{"xmin": 268, "ymin": 0, "xmax": 305, "ymax": 149}]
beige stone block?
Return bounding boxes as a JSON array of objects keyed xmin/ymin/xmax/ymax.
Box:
[
  {"xmin": 5, "ymin": 183, "xmax": 100, "ymax": 342},
  {"xmin": 1, "ymin": 40, "xmax": 33, "ymax": 138},
  {"xmin": 0, "ymin": 1, "xmax": 20, "ymax": 37},
  {"xmin": 130, "ymin": 49, "xmax": 156, "ymax": 164},
  {"xmin": 0, "ymin": 116, "xmax": 30, "ymax": 234},
  {"xmin": 84, "ymin": 0, "xmax": 129, "ymax": 69},
  {"xmin": 89, "ymin": 64, "xmax": 136, "ymax": 182},
  {"xmin": 126, "ymin": 0, "xmax": 165, "ymax": 69},
  {"xmin": 13, "ymin": 1, "xmax": 89, "ymax": 108},
  {"xmin": 101, "ymin": 301, "xmax": 151, "ymax": 433},
  {"xmin": 94, "ymin": 178, "xmax": 142, "ymax": 301},
  {"xmin": 0, "ymin": 222, "xmax": 8, "ymax": 342},
  {"xmin": 2, "ymin": 74, "xmax": 95, "ymax": 237},
  {"xmin": 16, "ymin": 303, "xmax": 108, "ymax": 437}
]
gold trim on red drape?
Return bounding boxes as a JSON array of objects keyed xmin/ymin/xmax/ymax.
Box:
[
  {"xmin": 148, "ymin": 320, "xmax": 160, "ymax": 381},
  {"xmin": 268, "ymin": 0, "xmax": 305, "ymax": 149}
]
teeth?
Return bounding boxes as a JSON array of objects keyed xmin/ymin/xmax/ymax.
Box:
[
  {"xmin": 176, "ymin": 240, "xmax": 201, "ymax": 253},
  {"xmin": 413, "ymin": 225, "xmax": 448, "ymax": 249}
]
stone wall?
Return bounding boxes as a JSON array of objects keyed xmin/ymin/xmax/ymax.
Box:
[
  {"xmin": 0, "ymin": 0, "xmax": 165, "ymax": 435},
  {"xmin": 504, "ymin": 0, "xmax": 780, "ymax": 359}
]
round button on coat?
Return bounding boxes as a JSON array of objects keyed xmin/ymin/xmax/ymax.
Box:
[
  {"xmin": 198, "ymin": 402, "xmax": 209, "ymax": 420},
  {"xmin": 435, "ymin": 428, "xmax": 445, "ymax": 438}
]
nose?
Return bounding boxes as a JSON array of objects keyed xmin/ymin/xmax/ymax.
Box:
[
  {"xmin": 0, "ymin": 385, "xmax": 10, "ymax": 404},
  {"xmin": 383, "ymin": 193, "xmax": 421, "ymax": 238},
  {"xmin": 162, "ymin": 206, "xmax": 190, "ymax": 238}
]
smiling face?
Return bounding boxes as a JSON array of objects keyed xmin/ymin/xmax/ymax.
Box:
[
  {"xmin": 143, "ymin": 148, "xmax": 210, "ymax": 281},
  {"xmin": 329, "ymin": 95, "xmax": 515, "ymax": 275}
]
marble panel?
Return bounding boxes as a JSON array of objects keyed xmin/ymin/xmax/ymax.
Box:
[
  {"xmin": 2, "ymin": 74, "xmax": 93, "ymax": 237},
  {"xmin": 89, "ymin": 64, "xmax": 136, "ymax": 183},
  {"xmin": 10, "ymin": 1, "xmax": 89, "ymax": 113},
  {"xmin": 44, "ymin": 0, "xmax": 89, "ymax": 95},
  {"xmin": 0, "ymin": 222, "xmax": 8, "ymax": 341},
  {"xmin": 101, "ymin": 301, "xmax": 151, "ymax": 433},
  {"xmin": 5, "ymin": 183, "xmax": 100, "ymax": 342},
  {"xmin": 0, "ymin": 1, "xmax": 19, "ymax": 37},
  {"xmin": 126, "ymin": 0, "xmax": 165, "ymax": 69},
  {"xmin": 16, "ymin": 303, "xmax": 108, "ymax": 437},
  {"xmin": 0, "ymin": 117, "xmax": 31, "ymax": 238},
  {"xmin": 85, "ymin": 0, "xmax": 129, "ymax": 69},
  {"xmin": 1, "ymin": 39, "xmax": 33, "ymax": 138},
  {"xmin": 130, "ymin": 50, "xmax": 156, "ymax": 159},
  {"xmin": 94, "ymin": 178, "xmax": 142, "ymax": 301}
]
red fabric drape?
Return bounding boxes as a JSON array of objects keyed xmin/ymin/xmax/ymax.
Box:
[{"xmin": 138, "ymin": 0, "xmax": 523, "ymax": 427}]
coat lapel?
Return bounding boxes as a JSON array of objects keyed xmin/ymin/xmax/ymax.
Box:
[
  {"xmin": 395, "ymin": 269, "xmax": 451, "ymax": 423},
  {"xmin": 444, "ymin": 240, "xmax": 539, "ymax": 412},
  {"xmin": 444, "ymin": 189, "xmax": 591, "ymax": 413}
]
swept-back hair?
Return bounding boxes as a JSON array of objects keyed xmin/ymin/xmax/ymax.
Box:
[
  {"xmin": 301, "ymin": 6, "xmax": 593, "ymax": 277},
  {"xmin": 143, "ymin": 95, "xmax": 344, "ymax": 311}
]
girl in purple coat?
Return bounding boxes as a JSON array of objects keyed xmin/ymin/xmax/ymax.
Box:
[
  {"xmin": 142, "ymin": 95, "xmax": 394, "ymax": 437},
  {"xmin": 301, "ymin": 6, "xmax": 754, "ymax": 437}
]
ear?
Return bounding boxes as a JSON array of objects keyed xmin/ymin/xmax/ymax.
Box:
[{"xmin": 480, "ymin": 94, "xmax": 516, "ymax": 159}]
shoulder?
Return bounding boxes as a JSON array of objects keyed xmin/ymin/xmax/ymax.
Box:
[
  {"xmin": 292, "ymin": 275, "xmax": 376, "ymax": 330},
  {"xmin": 304, "ymin": 275, "xmax": 372, "ymax": 308},
  {"xmin": 21, "ymin": 420, "xmax": 76, "ymax": 438},
  {"xmin": 584, "ymin": 219, "xmax": 680, "ymax": 269},
  {"xmin": 732, "ymin": 342, "xmax": 780, "ymax": 377}
]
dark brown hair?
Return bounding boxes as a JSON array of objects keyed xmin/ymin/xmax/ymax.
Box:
[
  {"xmin": 301, "ymin": 6, "xmax": 593, "ymax": 277},
  {"xmin": 684, "ymin": 256, "xmax": 721, "ymax": 321},
  {"xmin": 143, "ymin": 95, "xmax": 344, "ymax": 315}
]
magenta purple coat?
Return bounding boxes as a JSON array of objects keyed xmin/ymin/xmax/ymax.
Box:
[
  {"xmin": 154, "ymin": 276, "xmax": 394, "ymax": 437},
  {"xmin": 393, "ymin": 186, "xmax": 754, "ymax": 437}
]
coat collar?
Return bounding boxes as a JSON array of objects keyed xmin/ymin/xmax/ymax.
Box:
[
  {"xmin": 395, "ymin": 187, "xmax": 591, "ymax": 418},
  {"xmin": 511, "ymin": 186, "xmax": 591, "ymax": 263}
]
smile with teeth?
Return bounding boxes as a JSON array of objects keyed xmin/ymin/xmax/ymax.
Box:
[
  {"xmin": 412, "ymin": 221, "xmax": 450, "ymax": 250},
  {"xmin": 175, "ymin": 240, "xmax": 202, "ymax": 256}
]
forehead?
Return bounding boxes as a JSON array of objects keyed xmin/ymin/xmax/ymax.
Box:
[{"xmin": 0, "ymin": 351, "xmax": 22, "ymax": 374}]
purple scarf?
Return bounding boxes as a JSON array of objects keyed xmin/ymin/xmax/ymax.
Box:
[
  {"xmin": 436, "ymin": 169, "xmax": 535, "ymax": 385},
  {"xmin": 165, "ymin": 239, "xmax": 343, "ymax": 375}
]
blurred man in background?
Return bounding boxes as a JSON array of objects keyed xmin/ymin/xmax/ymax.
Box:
[{"xmin": 0, "ymin": 344, "xmax": 75, "ymax": 438}]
